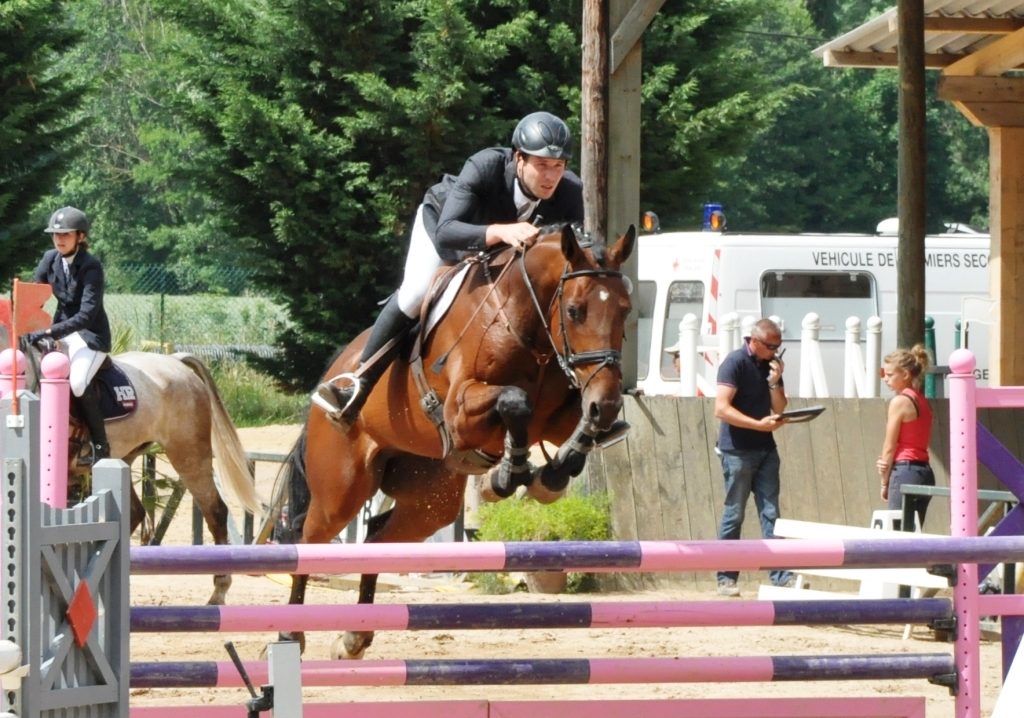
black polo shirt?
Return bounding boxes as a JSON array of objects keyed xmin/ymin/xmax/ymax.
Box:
[{"xmin": 716, "ymin": 339, "xmax": 776, "ymax": 452}]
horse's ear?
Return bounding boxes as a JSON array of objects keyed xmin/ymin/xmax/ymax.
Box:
[
  {"xmin": 560, "ymin": 224, "xmax": 581, "ymax": 262},
  {"xmin": 608, "ymin": 224, "xmax": 636, "ymax": 265}
]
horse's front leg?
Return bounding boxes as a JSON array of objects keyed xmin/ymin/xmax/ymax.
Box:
[
  {"xmin": 487, "ymin": 386, "xmax": 534, "ymax": 499},
  {"xmin": 448, "ymin": 383, "xmax": 534, "ymax": 501},
  {"xmin": 332, "ymin": 511, "xmax": 388, "ymax": 660},
  {"xmin": 528, "ymin": 415, "xmax": 630, "ymax": 503}
]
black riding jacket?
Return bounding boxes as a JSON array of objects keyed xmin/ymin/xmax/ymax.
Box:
[
  {"xmin": 423, "ymin": 147, "xmax": 584, "ymax": 262},
  {"xmin": 33, "ymin": 248, "xmax": 113, "ymax": 352}
]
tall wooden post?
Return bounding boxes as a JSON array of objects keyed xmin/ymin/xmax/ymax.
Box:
[
  {"xmin": 896, "ymin": 0, "xmax": 926, "ymax": 350},
  {"xmin": 581, "ymin": 0, "xmax": 608, "ymax": 242}
]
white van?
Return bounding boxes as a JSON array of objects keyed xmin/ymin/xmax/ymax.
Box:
[{"xmin": 635, "ymin": 221, "xmax": 991, "ymax": 397}]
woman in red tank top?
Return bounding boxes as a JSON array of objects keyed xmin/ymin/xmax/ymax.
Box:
[{"xmin": 876, "ymin": 344, "xmax": 936, "ymax": 530}]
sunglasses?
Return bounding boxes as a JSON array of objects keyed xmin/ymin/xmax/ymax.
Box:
[{"xmin": 758, "ymin": 338, "xmax": 782, "ymax": 351}]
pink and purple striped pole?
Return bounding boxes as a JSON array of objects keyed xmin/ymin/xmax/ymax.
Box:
[
  {"xmin": 129, "ymin": 653, "xmax": 955, "ymax": 689},
  {"xmin": 127, "ymin": 536, "xmax": 1024, "ymax": 575},
  {"xmin": 129, "ymin": 597, "xmax": 952, "ymax": 634}
]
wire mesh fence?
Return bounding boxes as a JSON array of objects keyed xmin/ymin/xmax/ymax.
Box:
[{"xmin": 102, "ymin": 264, "xmax": 289, "ymax": 359}]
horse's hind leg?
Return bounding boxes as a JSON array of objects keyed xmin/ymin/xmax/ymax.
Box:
[
  {"xmin": 165, "ymin": 444, "xmax": 233, "ymax": 605},
  {"xmin": 333, "ymin": 458, "xmax": 465, "ymax": 660}
]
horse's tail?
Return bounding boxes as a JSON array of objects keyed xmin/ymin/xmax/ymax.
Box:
[
  {"xmin": 173, "ymin": 353, "xmax": 264, "ymax": 518},
  {"xmin": 257, "ymin": 423, "xmax": 310, "ymax": 544}
]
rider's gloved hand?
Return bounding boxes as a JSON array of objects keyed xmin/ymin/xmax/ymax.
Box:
[
  {"xmin": 21, "ymin": 330, "xmax": 56, "ymax": 354},
  {"xmin": 23, "ymin": 330, "xmax": 48, "ymax": 346}
]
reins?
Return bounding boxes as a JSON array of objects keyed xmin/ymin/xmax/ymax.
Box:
[{"xmin": 514, "ymin": 244, "xmax": 625, "ymax": 391}]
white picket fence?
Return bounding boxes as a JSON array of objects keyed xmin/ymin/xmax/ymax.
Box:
[{"xmin": 668, "ymin": 311, "xmax": 884, "ymax": 399}]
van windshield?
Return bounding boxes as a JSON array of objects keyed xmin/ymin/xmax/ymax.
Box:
[
  {"xmin": 636, "ymin": 280, "xmax": 657, "ymax": 380},
  {"xmin": 661, "ymin": 281, "xmax": 705, "ymax": 379},
  {"xmin": 760, "ymin": 271, "xmax": 877, "ymax": 341}
]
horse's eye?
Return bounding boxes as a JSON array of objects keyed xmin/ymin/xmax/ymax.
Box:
[{"xmin": 567, "ymin": 304, "xmax": 585, "ymax": 322}]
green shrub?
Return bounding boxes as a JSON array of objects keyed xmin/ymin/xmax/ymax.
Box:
[
  {"xmin": 475, "ymin": 492, "xmax": 612, "ymax": 542},
  {"xmin": 207, "ymin": 361, "xmax": 308, "ymax": 427},
  {"xmin": 474, "ymin": 491, "xmax": 611, "ymax": 594}
]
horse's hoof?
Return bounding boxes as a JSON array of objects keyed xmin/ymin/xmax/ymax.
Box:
[
  {"xmin": 526, "ymin": 474, "xmax": 567, "ymax": 504},
  {"xmin": 478, "ymin": 480, "xmax": 502, "ymax": 503},
  {"xmin": 483, "ymin": 464, "xmax": 519, "ymax": 501},
  {"xmin": 334, "ymin": 631, "xmax": 371, "ymax": 660},
  {"xmin": 595, "ymin": 419, "xmax": 630, "ymax": 448},
  {"xmin": 277, "ymin": 632, "xmax": 306, "ymax": 655}
]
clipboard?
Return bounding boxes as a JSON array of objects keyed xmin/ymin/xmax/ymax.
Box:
[{"xmin": 778, "ymin": 405, "xmax": 825, "ymax": 423}]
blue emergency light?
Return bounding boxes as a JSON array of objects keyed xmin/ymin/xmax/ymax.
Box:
[{"xmin": 703, "ymin": 203, "xmax": 726, "ymax": 232}]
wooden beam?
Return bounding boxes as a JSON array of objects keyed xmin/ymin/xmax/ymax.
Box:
[
  {"xmin": 950, "ymin": 99, "xmax": 987, "ymax": 128},
  {"xmin": 924, "ymin": 16, "xmax": 1024, "ymax": 34},
  {"xmin": 939, "ymin": 77, "xmax": 1024, "ymax": 127},
  {"xmin": 944, "ymin": 26, "xmax": 1024, "ymax": 76},
  {"xmin": 988, "ymin": 127, "xmax": 1024, "ymax": 386},
  {"xmin": 581, "ymin": 0, "xmax": 608, "ymax": 243},
  {"xmin": 821, "ymin": 49, "xmax": 960, "ymax": 69},
  {"xmin": 938, "ymin": 75, "xmax": 1024, "ymax": 103},
  {"xmin": 952, "ymin": 102, "xmax": 1024, "ymax": 128},
  {"xmin": 896, "ymin": 0, "xmax": 927, "ymax": 352},
  {"xmin": 610, "ymin": 0, "xmax": 666, "ymax": 74},
  {"xmin": 609, "ymin": 0, "xmax": 644, "ymax": 389}
]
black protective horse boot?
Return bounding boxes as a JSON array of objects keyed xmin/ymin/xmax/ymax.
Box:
[
  {"xmin": 313, "ymin": 296, "xmax": 417, "ymax": 430},
  {"xmin": 76, "ymin": 381, "xmax": 110, "ymax": 465}
]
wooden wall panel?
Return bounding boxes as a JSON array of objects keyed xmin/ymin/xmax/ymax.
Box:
[{"xmin": 584, "ymin": 395, "xmax": 1023, "ymax": 592}]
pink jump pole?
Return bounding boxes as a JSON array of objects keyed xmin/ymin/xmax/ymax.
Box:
[
  {"xmin": 39, "ymin": 351, "xmax": 71, "ymax": 508},
  {"xmin": 947, "ymin": 348, "xmax": 980, "ymax": 718}
]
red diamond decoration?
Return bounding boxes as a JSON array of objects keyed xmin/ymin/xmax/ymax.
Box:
[{"xmin": 66, "ymin": 581, "xmax": 97, "ymax": 648}]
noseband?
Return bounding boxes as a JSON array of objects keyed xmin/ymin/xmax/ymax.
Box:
[{"xmin": 517, "ymin": 254, "xmax": 624, "ymax": 391}]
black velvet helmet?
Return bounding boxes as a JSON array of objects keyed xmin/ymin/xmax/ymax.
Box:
[
  {"xmin": 44, "ymin": 207, "xmax": 90, "ymax": 234},
  {"xmin": 511, "ymin": 112, "xmax": 572, "ymax": 160}
]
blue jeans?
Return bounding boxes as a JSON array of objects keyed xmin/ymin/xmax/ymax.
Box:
[{"xmin": 717, "ymin": 447, "xmax": 792, "ymax": 586}]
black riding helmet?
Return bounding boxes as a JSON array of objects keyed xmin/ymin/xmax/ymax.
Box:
[
  {"xmin": 511, "ymin": 112, "xmax": 572, "ymax": 160},
  {"xmin": 44, "ymin": 207, "xmax": 90, "ymax": 234}
]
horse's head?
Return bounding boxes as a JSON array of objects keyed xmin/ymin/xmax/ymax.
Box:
[{"xmin": 528, "ymin": 223, "xmax": 635, "ymax": 432}]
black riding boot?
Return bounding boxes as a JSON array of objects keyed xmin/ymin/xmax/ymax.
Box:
[
  {"xmin": 76, "ymin": 381, "xmax": 110, "ymax": 465},
  {"xmin": 314, "ymin": 296, "xmax": 417, "ymax": 428}
]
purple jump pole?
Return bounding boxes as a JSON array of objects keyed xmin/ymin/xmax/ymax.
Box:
[
  {"xmin": 129, "ymin": 653, "xmax": 954, "ymax": 689},
  {"xmin": 129, "ymin": 598, "xmax": 952, "ymax": 634}
]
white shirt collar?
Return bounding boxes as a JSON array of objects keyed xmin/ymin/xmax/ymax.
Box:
[{"xmin": 514, "ymin": 179, "xmax": 539, "ymax": 222}]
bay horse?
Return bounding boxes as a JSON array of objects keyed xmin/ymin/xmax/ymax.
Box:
[
  {"xmin": 14, "ymin": 342, "xmax": 264, "ymax": 605},
  {"xmin": 278, "ymin": 223, "xmax": 635, "ymax": 658}
]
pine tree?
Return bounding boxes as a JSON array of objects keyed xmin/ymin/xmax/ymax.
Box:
[{"xmin": 0, "ymin": 0, "xmax": 86, "ymax": 282}]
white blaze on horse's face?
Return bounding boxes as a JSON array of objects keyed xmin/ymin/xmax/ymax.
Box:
[{"xmin": 598, "ymin": 288, "xmax": 609, "ymax": 302}]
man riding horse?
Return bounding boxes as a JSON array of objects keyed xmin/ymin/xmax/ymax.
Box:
[{"xmin": 313, "ymin": 111, "xmax": 584, "ymax": 430}]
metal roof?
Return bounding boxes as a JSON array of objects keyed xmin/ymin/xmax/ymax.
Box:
[{"xmin": 814, "ymin": 0, "xmax": 1024, "ymax": 71}]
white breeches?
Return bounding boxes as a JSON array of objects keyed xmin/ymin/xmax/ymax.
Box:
[
  {"xmin": 395, "ymin": 205, "xmax": 444, "ymax": 318},
  {"xmin": 63, "ymin": 332, "xmax": 108, "ymax": 397}
]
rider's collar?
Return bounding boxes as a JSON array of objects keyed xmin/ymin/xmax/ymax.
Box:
[{"xmin": 514, "ymin": 178, "xmax": 540, "ymax": 220}]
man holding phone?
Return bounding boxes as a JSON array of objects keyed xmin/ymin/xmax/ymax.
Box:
[{"xmin": 712, "ymin": 318, "xmax": 793, "ymax": 596}]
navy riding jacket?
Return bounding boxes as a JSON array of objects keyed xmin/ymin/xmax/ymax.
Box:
[{"xmin": 33, "ymin": 248, "xmax": 112, "ymax": 352}]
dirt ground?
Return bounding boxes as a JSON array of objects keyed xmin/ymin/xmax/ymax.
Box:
[{"xmin": 128, "ymin": 424, "xmax": 1006, "ymax": 716}]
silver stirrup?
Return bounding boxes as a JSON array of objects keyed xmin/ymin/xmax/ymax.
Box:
[{"xmin": 310, "ymin": 372, "xmax": 361, "ymax": 416}]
